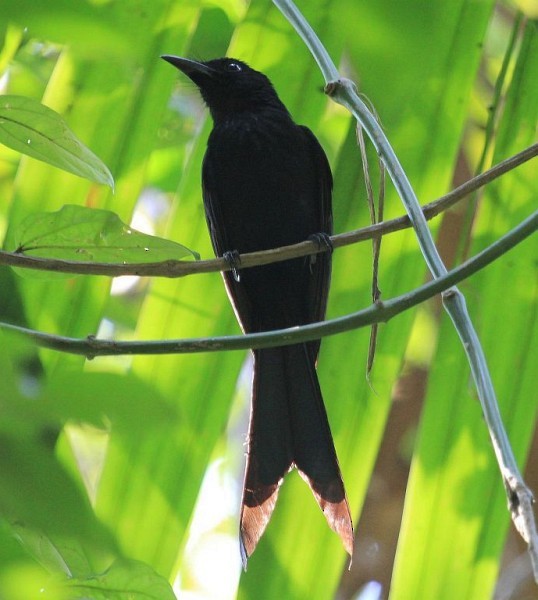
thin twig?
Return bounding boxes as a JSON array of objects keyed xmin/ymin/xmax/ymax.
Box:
[
  {"xmin": 1, "ymin": 143, "xmax": 536, "ymax": 278},
  {"xmin": 356, "ymin": 123, "xmax": 381, "ymax": 375}
]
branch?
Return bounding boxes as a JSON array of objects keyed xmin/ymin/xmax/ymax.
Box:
[
  {"xmin": 0, "ymin": 143, "xmax": 536, "ymax": 277},
  {"xmin": 2, "ymin": 210, "xmax": 535, "ymax": 356}
]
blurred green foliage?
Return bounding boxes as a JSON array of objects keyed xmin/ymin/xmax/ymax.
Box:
[{"xmin": 0, "ymin": 1, "xmax": 536, "ymax": 598}]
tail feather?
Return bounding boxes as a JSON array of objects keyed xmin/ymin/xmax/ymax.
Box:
[
  {"xmin": 240, "ymin": 345, "xmax": 353, "ymax": 565},
  {"xmin": 240, "ymin": 348, "xmax": 293, "ymax": 564},
  {"xmin": 287, "ymin": 345, "xmax": 354, "ymax": 557}
]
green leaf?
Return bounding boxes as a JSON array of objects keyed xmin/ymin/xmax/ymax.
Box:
[
  {"xmin": 0, "ymin": 330, "xmax": 53, "ymax": 439},
  {"xmin": 61, "ymin": 559, "xmax": 176, "ymax": 600},
  {"xmin": 0, "ymin": 95, "xmax": 114, "ymax": 187},
  {"xmin": 43, "ymin": 371, "xmax": 179, "ymax": 434},
  {"xmin": 12, "ymin": 205, "xmax": 199, "ymax": 275},
  {"xmin": 0, "ymin": 434, "xmax": 118, "ymax": 577}
]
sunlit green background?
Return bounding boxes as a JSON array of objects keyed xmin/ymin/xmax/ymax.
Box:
[{"xmin": 0, "ymin": 1, "xmax": 537, "ymax": 598}]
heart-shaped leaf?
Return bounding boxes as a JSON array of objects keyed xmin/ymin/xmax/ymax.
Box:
[{"xmin": 13, "ymin": 205, "xmax": 198, "ymax": 278}]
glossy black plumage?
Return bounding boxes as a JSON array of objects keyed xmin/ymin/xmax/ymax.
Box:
[{"xmin": 162, "ymin": 55, "xmax": 353, "ymax": 565}]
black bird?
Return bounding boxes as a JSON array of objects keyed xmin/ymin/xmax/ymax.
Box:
[{"xmin": 162, "ymin": 55, "xmax": 353, "ymax": 565}]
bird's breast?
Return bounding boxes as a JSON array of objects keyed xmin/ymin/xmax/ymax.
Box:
[{"xmin": 204, "ymin": 115, "xmax": 320, "ymax": 253}]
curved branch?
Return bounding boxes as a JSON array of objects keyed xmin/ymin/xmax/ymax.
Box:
[{"xmin": 273, "ymin": 0, "xmax": 538, "ymax": 580}]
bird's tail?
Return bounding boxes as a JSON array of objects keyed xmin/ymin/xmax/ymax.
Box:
[{"xmin": 239, "ymin": 345, "xmax": 353, "ymax": 566}]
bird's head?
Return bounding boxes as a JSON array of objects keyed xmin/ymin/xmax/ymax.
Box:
[{"xmin": 161, "ymin": 56, "xmax": 286, "ymax": 121}]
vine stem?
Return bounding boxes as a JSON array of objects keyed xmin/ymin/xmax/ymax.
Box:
[{"xmin": 273, "ymin": 0, "xmax": 538, "ymax": 579}]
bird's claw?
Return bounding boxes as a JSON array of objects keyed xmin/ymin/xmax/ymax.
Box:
[
  {"xmin": 224, "ymin": 250, "xmax": 241, "ymax": 282},
  {"xmin": 307, "ymin": 233, "xmax": 333, "ymax": 271}
]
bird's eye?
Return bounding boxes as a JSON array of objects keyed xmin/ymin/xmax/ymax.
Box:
[{"xmin": 226, "ymin": 62, "xmax": 242, "ymax": 72}]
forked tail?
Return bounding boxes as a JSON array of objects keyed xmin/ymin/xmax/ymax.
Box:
[{"xmin": 240, "ymin": 344, "xmax": 353, "ymax": 566}]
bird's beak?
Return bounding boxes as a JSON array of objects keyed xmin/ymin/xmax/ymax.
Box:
[{"xmin": 161, "ymin": 55, "xmax": 215, "ymax": 80}]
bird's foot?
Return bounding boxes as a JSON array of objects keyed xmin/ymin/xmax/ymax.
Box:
[
  {"xmin": 223, "ymin": 250, "xmax": 242, "ymax": 282},
  {"xmin": 307, "ymin": 233, "xmax": 333, "ymax": 271}
]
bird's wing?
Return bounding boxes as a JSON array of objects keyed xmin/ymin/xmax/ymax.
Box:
[
  {"xmin": 201, "ymin": 151, "xmax": 255, "ymax": 333},
  {"xmin": 299, "ymin": 125, "xmax": 333, "ymax": 359},
  {"xmin": 201, "ymin": 151, "xmax": 227, "ymax": 256}
]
